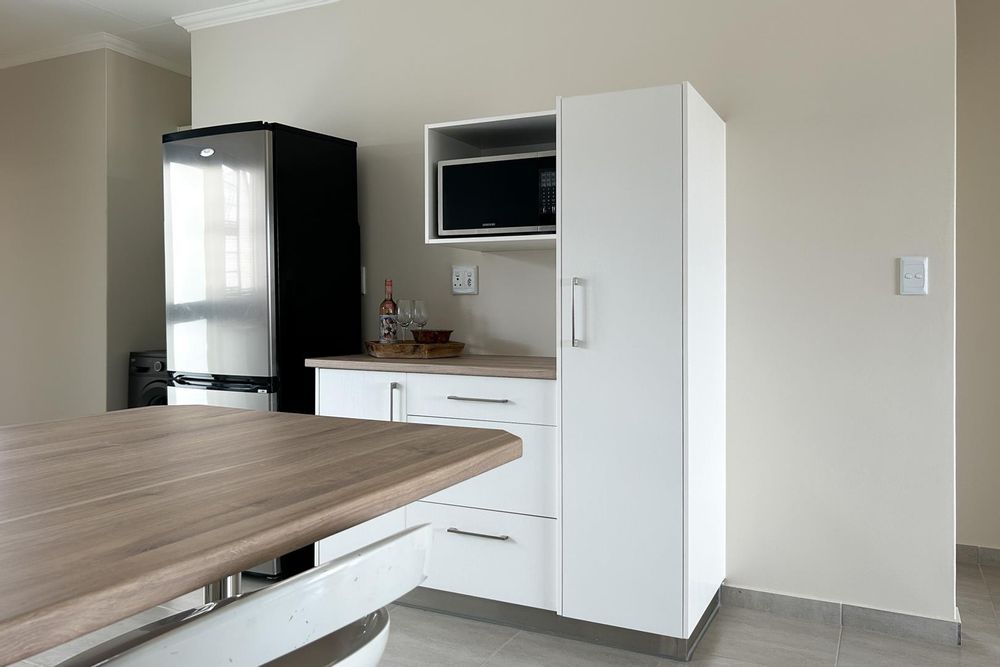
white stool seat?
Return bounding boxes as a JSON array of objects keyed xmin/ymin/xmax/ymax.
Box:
[{"xmin": 56, "ymin": 525, "xmax": 431, "ymax": 666}]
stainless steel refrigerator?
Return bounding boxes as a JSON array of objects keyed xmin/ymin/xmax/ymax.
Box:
[{"xmin": 162, "ymin": 121, "xmax": 360, "ymax": 576}]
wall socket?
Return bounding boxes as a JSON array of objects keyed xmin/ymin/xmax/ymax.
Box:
[{"xmin": 452, "ymin": 265, "xmax": 479, "ymax": 295}]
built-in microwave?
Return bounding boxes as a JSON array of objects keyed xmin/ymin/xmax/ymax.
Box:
[{"xmin": 437, "ymin": 151, "xmax": 556, "ymax": 236}]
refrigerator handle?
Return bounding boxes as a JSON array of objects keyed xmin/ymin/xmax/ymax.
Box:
[
  {"xmin": 172, "ymin": 375, "xmax": 214, "ymax": 388},
  {"xmin": 389, "ymin": 382, "xmax": 401, "ymax": 421}
]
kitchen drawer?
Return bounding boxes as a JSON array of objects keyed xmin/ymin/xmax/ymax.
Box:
[
  {"xmin": 406, "ymin": 502, "xmax": 557, "ymax": 610},
  {"xmin": 315, "ymin": 508, "xmax": 406, "ymax": 565},
  {"xmin": 316, "ymin": 369, "xmax": 405, "ymax": 421},
  {"xmin": 406, "ymin": 374, "xmax": 556, "ymax": 426},
  {"xmin": 410, "ymin": 416, "xmax": 557, "ymax": 518}
]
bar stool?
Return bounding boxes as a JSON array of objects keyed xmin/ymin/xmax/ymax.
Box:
[{"xmin": 56, "ymin": 525, "xmax": 431, "ymax": 666}]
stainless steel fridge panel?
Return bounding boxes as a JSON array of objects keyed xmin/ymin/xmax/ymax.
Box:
[
  {"xmin": 163, "ymin": 130, "xmax": 277, "ymax": 378},
  {"xmin": 167, "ymin": 385, "xmax": 277, "ymax": 411}
]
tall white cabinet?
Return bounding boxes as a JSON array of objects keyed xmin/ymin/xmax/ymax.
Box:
[
  {"xmin": 559, "ymin": 83, "xmax": 725, "ymax": 640},
  {"xmin": 311, "ymin": 82, "xmax": 724, "ymax": 660}
]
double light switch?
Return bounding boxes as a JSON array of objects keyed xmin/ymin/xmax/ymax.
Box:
[{"xmin": 898, "ymin": 256, "xmax": 928, "ymax": 296}]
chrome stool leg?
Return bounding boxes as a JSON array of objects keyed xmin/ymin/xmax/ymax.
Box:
[{"xmin": 204, "ymin": 573, "xmax": 242, "ymax": 603}]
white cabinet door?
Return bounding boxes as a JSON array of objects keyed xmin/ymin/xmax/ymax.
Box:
[
  {"xmin": 314, "ymin": 368, "xmax": 406, "ymax": 567},
  {"xmin": 316, "ymin": 369, "xmax": 405, "ymax": 421},
  {"xmin": 560, "ymin": 85, "xmax": 685, "ymax": 637}
]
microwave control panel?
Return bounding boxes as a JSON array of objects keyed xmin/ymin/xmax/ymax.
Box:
[{"xmin": 539, "ymin": 168, "xmax": 556, "ymax": 215}]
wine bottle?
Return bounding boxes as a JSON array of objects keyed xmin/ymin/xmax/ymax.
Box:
[{"xmin": 378, "ymin": 279, "xmax": 398, "ymax": 343}]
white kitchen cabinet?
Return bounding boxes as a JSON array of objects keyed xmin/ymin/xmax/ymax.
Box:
[
  {"xmin": 405, "ymin": 502, "xmax": 558, "ymax": 611},
  {"xmin": 316, "ymin": 368, "xmax": 405, "ymax": 422},
  {"xmin": 315, "ymin": 507, "xmax": 406, "ymax": 566},
  {"xmin": 409, "ymin": 416, "xmax": 558, "ymax": 518},
  {"xmin": 313, "ymin": 365, "xmax": 559, "ymax": 586},
  {"xmin": 310, "ymin": 82, "xmax": 724, "ymax": 656},
  {"xmin": 313, "ymin": 368, "xmax": 406, "ymax": 565},
  {"xmin": 405, "ymin": 373, "xmax": 557, "ymax": 426},
  {"xmin": 559, "ymin": 83, "xmax": 725, "ymax": 639}
]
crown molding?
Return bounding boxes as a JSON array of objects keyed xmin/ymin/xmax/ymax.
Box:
[
  {"xmin": 0, "ymin": 32, "xmax": 190, "ymax": 76},
  {"xmin": 174, "ymin": 0, "xmax": 343, "ymax": 31}
]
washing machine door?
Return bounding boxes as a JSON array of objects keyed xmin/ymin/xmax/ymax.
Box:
[{"xmin": 139, "ymin": 380, "xmax": 169, "ymax": 406}]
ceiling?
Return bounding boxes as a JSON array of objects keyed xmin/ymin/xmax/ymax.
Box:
[{"xmin": 0, "ymin": 0, "xmax": 240, "ymax": 75}]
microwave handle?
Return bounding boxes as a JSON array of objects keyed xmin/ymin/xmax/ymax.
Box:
[{"xmin": 571, "ymin": 278, "xmax": 583, "ymax": 347}]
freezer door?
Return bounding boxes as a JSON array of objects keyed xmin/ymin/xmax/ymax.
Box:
[
  {"xmin": 168, "ymin": 385, "xmax": 276, "ymax": 411},
  {"xmin": 163, "ymin": 130, "xmax": 276, "ymax": 378}
]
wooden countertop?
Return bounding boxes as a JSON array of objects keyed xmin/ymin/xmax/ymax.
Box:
[
  {"xmin": 0, "ymin": 405, "xmax": 521, "ymax": 664},
  {"xmin": 305, "ymin": 354, "xmax": 557, "ymax": 380}
]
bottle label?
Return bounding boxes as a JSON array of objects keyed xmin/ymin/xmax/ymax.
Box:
[{"xmin": 379, "ymin": 315, "xmax": 399, "ymax": 343}]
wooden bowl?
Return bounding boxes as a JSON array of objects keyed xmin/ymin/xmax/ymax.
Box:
[{"xmin": 411, "ymin": 329, "xmax": 453, "ymax": 344}]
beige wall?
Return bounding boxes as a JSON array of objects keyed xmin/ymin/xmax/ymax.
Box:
[
  {"xmin": 957, "ymin": 0, "xmax": 1000, "ymax": 551},
  {"xmin": 0, "ymin": 49, "xmax": 190, "ymax": 423},
  {"xmin": 106, "ymin": 51, "xmax": 191, "ymax": 410},
  {"xmin": 0, "ymin": 51, "xmax": 109, "ymax": 425},
  {"xmin": 191, "ymin": 0, "xmax": 956, "ymax": 620}
]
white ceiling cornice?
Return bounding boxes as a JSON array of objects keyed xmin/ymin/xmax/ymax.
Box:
[
  {"xmin": 0, "ymin": 32, "xmax": 190, "ymax": 76},
  {"xmin": 173, "ymin": 0, "xmax": 342, "ymax": 31}
]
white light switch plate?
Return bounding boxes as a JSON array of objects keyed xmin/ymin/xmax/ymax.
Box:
[
  {"xmin": 452, "ymin": 265, "xmax": 478, "ymax": 295},
  {"xmin": 898, "ymin": 256, "xmax": 928, "ymax": 295}
]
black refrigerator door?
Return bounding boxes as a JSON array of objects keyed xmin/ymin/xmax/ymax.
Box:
[{"xmin": 271, "ymin": 126, "xmax": 361, "ymax": 415}]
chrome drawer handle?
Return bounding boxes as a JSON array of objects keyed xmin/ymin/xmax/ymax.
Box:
[
  {"xmin": 446, "ymin": 395, "xmax": 510, "ymax": 404},
  {"xmin": 447, "ymin": 527, "xmax": 510, "ymax": 541}
]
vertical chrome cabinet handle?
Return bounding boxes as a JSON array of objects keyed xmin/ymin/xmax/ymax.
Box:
[
  {"xmin": 388, "ymin": 381, "xmax": 400, "ymax": 421},
  {"xmin": 571, "ymin": 277, "xmax": 583, "ymax": 347}
]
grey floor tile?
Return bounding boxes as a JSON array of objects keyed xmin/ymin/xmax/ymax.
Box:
[
  {"xmin": 960, "ymin": 587, "xmax": 996, "ymax": 608},
  {"xmin": 837, "ymin": 627, "xmax": 1000, "ymax": 667},
  {"xmin": 960, "ymin": 546, "xmax": 982, "ymax": 565},
  {"xmin": 380, "ymin": 605, "xmax": 519, "ymax": 666},
  {"xmin": 684, "ymin": 655, "xmax": 770, "ymax": 667},
  {"xmin": 483, "ymin": 630, "xmax": 661, "ymax": 666},
  {"xmin": 160, "ymin": 587, "xmax": 206, "ymax": 612},
  {"xmin": 960, "ymin": 570, "xmax": 992, "ymax": 598},
  {"xmin": 981, "ymin": 565, "xmax": 1000, "ymax": 587},
  {"xmin": 962, "ymin": 598, "xmax": 1000, "ymax": 628},
  {"xmin": 983, "ymin": 569, "xmax": 1000, "ymax": 601},
  {"xmin": 695, "ymin": 607, "xmax": 839, "ymax": 666},
  {"xmin": 22, "ymin": 606, "xmax": 175, "ymax": 666},
  {"xmin": 243, "ymin": 576, "xmax": 272, "ymax": 593},
  {"xmin": 957, "ymin": 595, "xmax": 996, "ymax": 623}
]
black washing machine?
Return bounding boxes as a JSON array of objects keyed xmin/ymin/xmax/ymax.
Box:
[{"xmin": 128, "ymin": 350, "xmax": 168, "ymax": 408}]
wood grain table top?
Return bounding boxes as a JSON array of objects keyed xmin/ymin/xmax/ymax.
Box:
[
  {"xmin": 305, "ymin": 353, "xmax": 557, "ymax": 380},
  {"xmin": 0, "ymin": 405, "xmax": 521, "ymax": 664}
]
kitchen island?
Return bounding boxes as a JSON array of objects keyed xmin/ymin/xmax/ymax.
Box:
[{"xmin": 0, "ymin": 405, "xmax": 521, "ymax": 664}]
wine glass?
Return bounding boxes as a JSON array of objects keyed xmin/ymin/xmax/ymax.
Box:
[
  {"xmin": 412, "ymin": 300, "xmax": 428, "ymax": 331},
  {"xmin": 397, "ymin": 299, "xmax": 414, "ymax": 340}
]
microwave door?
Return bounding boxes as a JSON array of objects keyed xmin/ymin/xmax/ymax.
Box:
[{"xmin": 437, "ymin": 152, "xmax": 556, "ymax": 236}]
